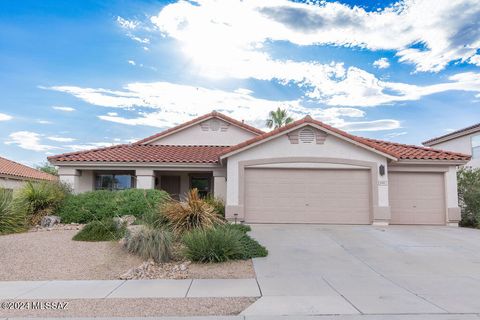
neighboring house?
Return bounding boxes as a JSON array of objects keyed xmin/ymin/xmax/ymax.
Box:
[
  {"xmin": 0, "ymin": 156, "xmax": 57, "ymax": 190},
  {"xmin": 423, "ymin": 123, "xmax": 480, "ymax": 168},
  {"xmin": 49, "ymin": 111, "xmax": 470, "ymax": 226}
]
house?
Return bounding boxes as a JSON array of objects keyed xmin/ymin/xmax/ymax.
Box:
[
  {"xmin": 423, "ymin": 123, "xmax": 480, "ymax": 168},
  {"xmin": 48, "ymin": 111, "xmax": 470, "ymax": 226},
  {"xmin": 0, "ymin": 156, "xmax": 57, "ymax": 190}
]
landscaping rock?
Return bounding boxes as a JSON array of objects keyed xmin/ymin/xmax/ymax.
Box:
[
  {"xmin": 119, "ymin": 260, "xmax": 191, "ymax": 280},
  {"xmin": 40, "ymin": 215, "xmax": 61, "ymax": 228}
]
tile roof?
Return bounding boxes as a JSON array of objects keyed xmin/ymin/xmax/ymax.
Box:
[
  {"xmin": 0, "ymin": 156, "xmax": 57, "ymax": 181},
  {"xmin": 423, "ymin": 122, "xmax": 480, "ymax": 146},
  {"xmin": 219, "ymin": 116, "xmax": 471, "ymax": 162},
  {"xmin": 48, "ymin": 114, "xmax": 471, "ymax": 164},
  {"xmin": 135, "ymin": 111, "xmax": 264, "ymax": 145},
  {"xmin": 48, "ymin": 145, "xmax": 229, "ymax": 163}
]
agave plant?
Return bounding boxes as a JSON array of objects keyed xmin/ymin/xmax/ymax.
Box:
[
  {"xmin": 0, "ymin": 188, "xmax": 27, "ymax": 235},
  {"xmin": 161, "ymin": 188, "xmax": 225, "ymax": 235}
]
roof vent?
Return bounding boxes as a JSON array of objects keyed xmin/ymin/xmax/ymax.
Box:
[{"xmin": 299, "ymin": 128, "xmax": 315, "ymax": 144}]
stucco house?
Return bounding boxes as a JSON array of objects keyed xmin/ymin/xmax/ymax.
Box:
[
  {"xmin": 49, "ymin": 111, "xmax": 470, "ymax": 226},
  {"xmin": 0, "ymin": 156, "xmax": 57, "ymax": 190},
  {"xmin": 423, "ymin": 123, "xmax": 480, "ymax": 168}
]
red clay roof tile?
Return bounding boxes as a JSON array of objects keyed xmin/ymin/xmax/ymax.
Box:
[
  {"xmin": 48, "ymin": 145, "xmax": 228, "ymax": 163},
  {"xmin": 0, "ymin": 156, "xmax": 57, "ymax": 181}
]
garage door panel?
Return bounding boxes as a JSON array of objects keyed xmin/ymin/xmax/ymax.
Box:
[
  {"xmin": 389, "ymin": 172, "xmax": 445, "ymax": 225},
  {"xmin": 244, "ymin": 168, "xmax": 370, "ymax": 224}
]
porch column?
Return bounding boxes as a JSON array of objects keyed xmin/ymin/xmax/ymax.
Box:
[
  {"xmin": 58, "ymin": 167, "xmax": 80, "ymax": 193},
  {"xmin": 446, "ymin": 166, "xmax": 461, "ymax": 226},
  {"xmin": 372, "ymin": 162, "xmax": 391, "ymax": 226},
  {"xmin": 136, "ymin": 169, "xmax": 155, "ymax": 189},
  {"xmin": 213, "ymin": 169, "xmax": 227, "ymax": 202}
]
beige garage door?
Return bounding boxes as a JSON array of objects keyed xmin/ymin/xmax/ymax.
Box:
[
  {"xmin": 244, "ymin": 168, "xmax": 371, "ymax": 224},
  {"xmin": 389, "ymin": 172, "xmax": 445, "ymax": 225}
]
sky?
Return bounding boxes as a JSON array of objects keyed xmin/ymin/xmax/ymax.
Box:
[{"xmin": 1, "ymin": 0, "xmax": 480, "ymax": 166}]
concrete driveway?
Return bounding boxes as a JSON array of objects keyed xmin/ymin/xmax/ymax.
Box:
[{"xmin": 243, "ymin": 224, "xmax": 480, "ymax": 317}]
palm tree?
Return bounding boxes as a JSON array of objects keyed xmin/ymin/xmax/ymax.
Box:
[{"xmin": 266, "ymin": 107, "xmax": 294, "ymax": 129}]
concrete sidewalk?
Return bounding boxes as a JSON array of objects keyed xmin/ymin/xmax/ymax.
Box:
[{"xmin": 0, "ymin": 279, "xmax": 260, "ymax": 299}]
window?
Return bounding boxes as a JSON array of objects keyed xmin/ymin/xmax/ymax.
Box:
[
  {"xmin": 95, "ymin": 174, "xmax": 134, "ymax": 190},
  {"xmin": 472, "ymin": 135, "xmax": 480, "ymax": 159},
  {"xmin": 190, "ymin": 176, "xmax": 211, "ymax": 198}
]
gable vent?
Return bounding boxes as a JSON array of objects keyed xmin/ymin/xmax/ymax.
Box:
[{"xmin": 299, "ymin": 128, "xmax": 315, "ymax": 144}]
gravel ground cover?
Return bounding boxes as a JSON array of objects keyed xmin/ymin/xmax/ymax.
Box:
[
  {"xmin": 0, "ymin": 229, "xmax": 256, "ymax": 280},
  {"xmin": 0, "ymin": 297, "xmax": 257, "ymax": 317}
]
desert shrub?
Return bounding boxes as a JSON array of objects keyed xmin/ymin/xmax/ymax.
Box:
[
  {"xmin": 124, "ymin": 226, "xmax": 173, "ymax": 263},
  {"xmin": 161, "ymin": 188, "xmax": 224, "ymax": 235},
  {"xmin": 0, "ymin": 188, "xmax": 27, "ymax": 235},
  {"xmin": 458, "ymin": 167, "xmax": 480, "ymax": 228},
  {"xmin": 182, "ymin": 226, "xmax": 245, "ymax": 263},
  {"xmin": 205, "ymin": 195, "xmax": 225, "ymax": 218},
  {"xmin": 72, "ymin": 219, "xmax": 126, "ymax": 241},
  {"xmin": 224, "ymin": 224, "xmax": 268, "ymax": 259},
  {"xmin": 13, "ymin": 181, "xmax": 69, "ymax": 226},
  {"xmin": 57, "ymin": 189, "xmax": 170, "ymax": 224}
]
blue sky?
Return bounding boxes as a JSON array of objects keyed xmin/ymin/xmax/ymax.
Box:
[{"xmin": 1, "ymin": 0, "xmax": 479, "ymax": 166}]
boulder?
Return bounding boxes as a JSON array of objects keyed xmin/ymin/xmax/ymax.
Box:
[{"xmin": 40, "ymin": 215, "xmax": 61, "ymax": 228}]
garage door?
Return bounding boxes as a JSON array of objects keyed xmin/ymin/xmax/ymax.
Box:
[
  {"xmin": 389, "ymin": 172, "xmax": 445, "ymax": 225},
  {"xmin": 244, "ymin": 168, "xmax": 371, "ymax": 224}
]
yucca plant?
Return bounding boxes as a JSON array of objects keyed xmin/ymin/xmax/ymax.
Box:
[
  {"xmin": 0, "ymin": 188, "xmax": 27, "ymax": 235},
  {"xmin": 161, "ymin": 188, "xmax": 225, "ymax": 235},
  {"xmin": 124, "ymin": 226, "xmax": 173, "ymax": 263},
  {"xmin": 14, "ymin": 181, "xmax": 68, "ymax": 225}
]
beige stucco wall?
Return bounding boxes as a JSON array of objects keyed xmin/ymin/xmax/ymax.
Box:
[
  {"xmin": 0, "ymin": 177, "xmax": 26, "ymax": 190},
  {"xmin": 150, "ymin": 118, "xmax": 257, "ymax": 146},
  {"xmin": 428, "ymin": 133, "xmax": 480, "ymax": 168},
  {"xmin": 225, "ymin": 128, "xmax": 389, "ymax": 222}
]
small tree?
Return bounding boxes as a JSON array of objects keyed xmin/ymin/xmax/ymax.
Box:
[
  {"xmin": 457, "ymin": 167, "xmax": 480, "ymax": 228},
  {"xmin": 36, "ymin": 162, "xmax": 58, "ymax": 176},
  {"xmin": 266, "ymin": 107, "xmax": 294, "ymax": 129}
]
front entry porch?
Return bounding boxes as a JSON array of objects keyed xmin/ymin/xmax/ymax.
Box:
[{"xmin": 58, "ymin": 167, "xmax": 226, "ymax": 202}]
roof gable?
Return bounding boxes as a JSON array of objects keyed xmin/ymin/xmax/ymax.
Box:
[
  {"xmin": 135, "ymin": 111, "xmax": 264, "ymax": 145},
  {"xmin": 423, "ymin": 123, "xmax": 480, "ymax": 146},
  {"xmin": 220, "ymin": 116, "xmax": 471, "ymax": 163}
]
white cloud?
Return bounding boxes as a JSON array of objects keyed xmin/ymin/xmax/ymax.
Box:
[
  {"xmin": 339, "ymin": 119, "xmax": 401, "ymax": 132},
  {"xmin": 5, "ymin": 131, "xmax": 58, "ymax": 152},
  {"xmin": 128, "ymin": 60, "xmax": 136, "ymax": 66},
  {"xmin": 151, "ymin": 0, "xmax": 480, "ymax": 73},
  {"xmin": 0, "ymin": 113, "xmax": 12, "ymax": 121},
  {"xmin": 373, "ymin": 58, "xmax": 390, "ymax": 69},
  {"xmin": 47, "ymin": 136, "xmax": 76, "ymax": 142},
  {"xmin": 52, "ymin": 106, "xmax": 75, "ymax": 112},
  {"xmin": 116, "ymin": 16, "xmax": 139, "ymax": 30},
  {"xmin": 385, "ymin": 131, "xmax": 408, "ymax": 138},
  {"xmin": 37, "ymin": 120, "xmax": 52, "ymax": 124},
  {"xmin": 65, "ymin": 142, "xmax": 114, "ymax": 151}
]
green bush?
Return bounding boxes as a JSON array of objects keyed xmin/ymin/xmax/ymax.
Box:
[
  {"xmin": 13, "ymin": 181, "xmax": 69, "ymax": 226},
  {"xmin": 73, "ymin": 219, "xmax": 126, "ymax": 241},
  {"xmin": 224, "ymin": 224, "xmax": 268, "ymax": 259},
  {"xmin": 458, "ymin": 167, "xmax": 480, "ymax": 228},
  {"xmin": 227, "ymin": 223, "xmax": 251, "ymax": 233},
  {"xmin": 124, "ymin": 226, "xmax": 173, "ymax": 263},
  {"xmin": 0, "ymin": 188, "xmax": 27, "ymax": 235},
  {"xmin": 205, "ymin": 195, "xmax": 225, "ymax": 218},
  {"xmin": 182, "ymin": 226, "xmax": 245, "ymax": 263},
  {"xmin": 57, "ymin": 189, "xmax": 170, "ymax": 224}
]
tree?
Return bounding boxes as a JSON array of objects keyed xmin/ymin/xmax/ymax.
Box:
[
  {"xmin": 265, "ymin": 107, "xmax": 294, "ymax": 129},
  {"xmin": 457, "ymin": 167, "xmax": 480, "ymax": 228},
  {"xmin": 36, "ymin": 162, "xmax": 58, "ymax": 176}
]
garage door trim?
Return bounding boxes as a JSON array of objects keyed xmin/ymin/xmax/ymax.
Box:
[{"xmin": 237, "ymin": 157, "xmax": 379, "ymax": 222}]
